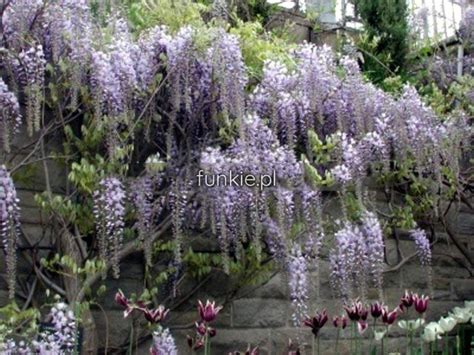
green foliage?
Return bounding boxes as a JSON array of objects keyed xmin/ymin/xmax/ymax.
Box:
[
  {"xmin": 0, "ymin": 303, "xmax": 39, "ymax": 343},
  {"xmin": 127, "ymin": 0, "xmax": 208, "ymax": 32},
  {"xmin": 354, "ymin": 0, "xmax": 409, "ymax": 83},
  {"xmin": 41, "ymin": 254, "xmax": 107, "ymax": 278},
  {"xmin": 183, "ymin": 244, "xmax": 273, "ymax": 287},
  {"xmin": 230, "ymin": 19, "xmax": 294, "ymax": 82}
]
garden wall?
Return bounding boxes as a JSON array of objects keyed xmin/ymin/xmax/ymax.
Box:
[{"xmin": 3, "ymin": 126, "xmax": 473, "ymax": 354}]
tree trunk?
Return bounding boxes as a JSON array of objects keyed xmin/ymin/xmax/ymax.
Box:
[{"xmin": 60, "ymin": 230, "xmax": 98, "ymax": 354}]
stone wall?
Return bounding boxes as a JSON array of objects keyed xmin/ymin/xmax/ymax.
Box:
[{"xmin": 2, "ymin": 123, "xmax": 473, "ymax": 355}]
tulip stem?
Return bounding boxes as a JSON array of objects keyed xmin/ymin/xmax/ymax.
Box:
[
  {"xmin": 350, "ymin": 322, "xmax": 354, "ymax": 355},
  {"xmin": 312, "ymin": 336, "xmax": 315, "ymax": 355},
  {"xmin": 409, "ymin": 330, "xmax": 414, "ymax": 355},
  {"xmin": 317, "ymin": 335, "xmax": 321, "ymax": 355},
  {"xmin": 369, "ymin": 318, "xmax": 376, "ymax": 353},
  {"xmin": 335, "ymin": 328, "xmax": 340, "ymax": 354},
  {"xmin": 456, "ymin": 326, "xmax": 461, "ymax": 355},
  {"xmin": 204, "ymin": 334, "xmax": 210, "ymax": 355}
]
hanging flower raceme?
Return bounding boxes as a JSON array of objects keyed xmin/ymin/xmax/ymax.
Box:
[
  {"xmin": 150, "ymin": 328, "xmax": 178, "ymax": 355},
  {"xmin": 1, "ymin": 0, "xmax": 45, "ymax": 49},
  {"xmin": 198, "ymin": 115, "xmax": 303, "ymax": 269},
  {"xmin": 0, "ymin": 79, "xmax": 22, "ymax": 152},
  {"xmin": 330, "ymin": 211, "xmax": 386, "ymax": 300},
  {"xmin": 287, "ymin": 245, "xmax": 309, "ymax": 326},
  {"xmin": 0, "ymin": 165, "xmax": 20, "ymax": 299},
  {"xmin": 93, "ymin": 177, "xmax": 126, "ymax": 278},
  {"xmin": 207, "ymin": 29, "xmax": 247, "ymax": 121},
  {"xmin": 14, "ymin": 44, "xmax": 46, "ymax": 136},
  {"xmin": 131, "ymin": 176, "xmax": 157, "ymax": 266},
  {"xmin": 409, "ymin": 229, "xmax": 432, "ymax": 267}
]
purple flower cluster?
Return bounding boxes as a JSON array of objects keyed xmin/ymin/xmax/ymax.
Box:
[
  {"xmin": 199, "ymin": 115, "xmax": 304, "ymax": 265},
  {"xmin": 0, "ymin": 339, "xmax": 30, "ymax": 354},
  {"xmin": 0, "ymin": 79, "xmax": 22, "ymax": 152},
  {"xmin": 14, "ymin": 44, "xmax": 46, "ymax": 135},
  {"xmin": 90, "ymin": 19, "xmax": 139, "ymax": 119},
  {"xmin": 330, "ymin": 211, "xmax": 385, "ymax": 300},
  {"xmin": 33, "ymin": 302, "xmax": 77, "ymax": 353},
  {"xmin": 287, "ymin": 246, "xmax": 309, "ymax": 325},
  {"xmin": 131, "ymin": 176, "xmax": 156, "ymax": 266},
  {"xmin": 253, "ymin": 43, "xmax": 467, "ymax": 186},
  {"xmin": 1, "ymin": 0, "xmax": 45, "ymax": 50},
  {"xmin": 0, "ymin": 165, "xmax": 20, "ymax": 299},
  {"xmin": 42, "ymin": 0, "xmax": 93, "ymax": 63},
  {"xmin": 1, "ymin": 302, "xmax": 77, "ymax": 354},
  {"xmin": 360, "ymin": 211, "xmax": 385, "ymax": 293},
  {"xmin": 409, "ymin": 228, "xmax": 432, "ymax": 267},
  {"xmin": 207, "ymin": 29, "xmax": 247, "ymax": 121},
  {"xmin": 151, "ymin": 328, "xmax": 178, "ymax": 355},
  {"xmin": 93, "ymin": 177, "xmax": 126, "ymax": 278}
]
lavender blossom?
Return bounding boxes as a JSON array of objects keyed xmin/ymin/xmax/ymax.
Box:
[
  {"xmin": 409, "ymin": 228, "xmax": 432, "ymax": 267},
  {"xmin": 330, "ymin": 212, "xmax": 386, "ymax": 300},
  {"xmin": 93, "ymin": 177, "xmax": 126, "ymax": 278},
  {"xmin": 360, "ymin": 211, "xmax": 385, "ymax": 295},
  {"xmin": 0, "ymin": 165, "xmax": 20, "ymax": 299},
  {"xmin": 0, "ymin": 339, "xmax": 29, "ymax": 354},
  {"xmin": 150, "ymin": 328, "xmax": 178, "ymax": 355},
  {"xmin": 1, "ymin": 0, "xmax": 45, "ymax": 49},
  {"xmin": 0, "ymin": 79, "xmax": 22, "ymax": 152},
  {"xmin": 32, "ymin": 302, "xmax": 77, "ymax": 354},
  {"xmin": 287, "ymin": 246, "xmax": 309, "ymax": 326},
  {"xmin": 15, "ymin": 44, "xmax": 46, "ymax": 135},
  {"xmin": 130, "ymin": 176, "xmax": 157, "ymax": 266},
  {"xmin": 207, "ymin": 29, "xmax": 247, "ymax": 121}
]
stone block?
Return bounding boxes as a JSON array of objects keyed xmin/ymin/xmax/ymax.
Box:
[
  {"xmin": 238, "ymin": 272, "xmax": 289, "ymax": 300},
  {"xmin": 232, "ymin": 298, "xmax": 289, "ymax": 328},
  {"xmin": 452, "ymin": 279, "xmax": 474, "ymax": 300}
]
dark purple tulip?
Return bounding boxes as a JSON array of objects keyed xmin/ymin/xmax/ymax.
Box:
[
  {"xmin": 400, "ymin": 290, "xmax": 415, "ymax": 308},
  {"xmin": 143, "ymin": 305, "xmax": 169, "ymax": 323},
  {"xmin": 344, "ymin": 300, "xmax": 367, "ymax": 321},
  {"xmin": 370, "ymin": 302, "xmax": 384, "ymax": 318},
  {"xmin": 187, "ymin": 335, "xmax": 193, "ymax": 348},
  {"xmin": 413, "ymin": 294, "xmax": 429, "ymax": 314},
  {"xmin": 303, "ymin": 309, "xmax": 328, "ymax": 336},
  {"xmin": 359, "ymin": 306, "xmax": 368, "ymax": 321},
  {"xmin": 115, "ymin": 290, "xmax": 129, "ymax": 308},
  {"xmin": 208, "ymin": 327, "xmax": 217, "ymax": 337},
  {"xmin": 198, "ymin": 300, "xmax": 223, "ymax": 322},
  {"xmin": 381, "ymin": 308, "xmax": 398, "ymax": 325},
  {"xmin": 187, "ymin": 335, "xmax": 204, "ymax": 351},
  {"xmin": 332, "ymin": 315, "xmax": 348, "ymax": 329},
  {"xmin": 195, "ymin": 321, "xmax": 207, "ymax": 336}
]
